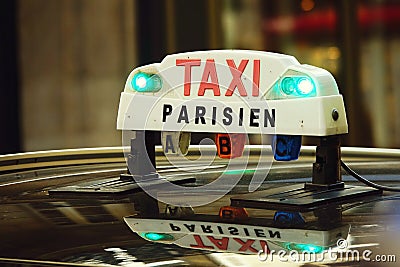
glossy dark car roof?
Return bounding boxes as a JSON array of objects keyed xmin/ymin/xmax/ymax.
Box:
[{"xmin": 0, "ymin": 146, "xmax": 399, "ymax": 266}]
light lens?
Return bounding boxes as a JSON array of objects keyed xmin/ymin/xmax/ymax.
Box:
[
  {"xmin": 140, "ymin": 232, "xmax": 174, "ymax": 241},
  {"xmin": 131, "ymin": 72, "xmax": 162, "ymax": 92},
  {"xmin": 135, "ymin": 75, "xmax": 147, "ymax": 89},
  {"xmin": 296, "ymin": 77, "xmax": 315, "ymax": 95},
  {"xmin": 281, "ymin": 77, "xmax": 296, "ymax": 95},
  {"xmin": 280, "ymin": 76, "xmax": 315, "ymax": 97}
]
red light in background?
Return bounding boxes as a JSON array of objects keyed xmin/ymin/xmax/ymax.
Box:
[{"xmin": 301, "ymin": 0, "xmax": 315, "ymax": 12}]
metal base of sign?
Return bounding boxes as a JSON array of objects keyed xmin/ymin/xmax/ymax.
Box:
[
  {"xmin": 49, "ymin": 173, "xmax": 195, "ymax": 199},
  {"xmin": 230, "ymin": 183, "xmax": 382, "ymax": 212}
]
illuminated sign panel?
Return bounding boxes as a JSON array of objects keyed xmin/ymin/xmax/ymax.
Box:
[{"xmin": 117, "ymin": 50, "xmax": 348, "ymax": 136}]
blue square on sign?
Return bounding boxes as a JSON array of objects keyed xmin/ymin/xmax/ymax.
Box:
[{"xmin": 272, "ymin": 135, "xmax": 302, "ymax": 161}]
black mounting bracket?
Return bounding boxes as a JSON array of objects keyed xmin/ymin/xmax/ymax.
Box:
[
  {"xmin": 49, "ymin": 131, "xmax": 195, "ymax": 203},
  {"xmin": 308, "ymin": 135, "xmax": 343, "ymax": 188},
  {"xmin": 230, "ymin": 135, "xmax": 382, "ymax": 217}
]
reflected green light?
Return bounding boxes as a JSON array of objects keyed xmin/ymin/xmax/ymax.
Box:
[
  {"xmin": 283, "ymin": 242, "xmax": 324, "ymax": 253},
  {"xmin": 223, "ymin": 169, "xmax": 256, "ymax": 175},
  {"xmin": 140, "ymin": 232, "xmax": 174, "ymax": 241}
]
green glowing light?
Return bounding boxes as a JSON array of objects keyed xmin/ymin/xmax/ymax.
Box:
[
  {"xmin": 296, "ymin": 77, "xmax": 314, "ymax": 95},
  {"xmin": 280, "ymin": 76, "xmax": 315, "ymax": 97},
  {"xmin": 281, "ymin": 77, "xmax": 296, "ymax": 95},
  {"xmin": 140, "ymin": 232, "xmax": 174, "ymax": 241},
  {"xmin": 283, "ymin": 242, "xmax": 325, "ymax": 253},
  {"xmin": 131, "ymin": 72, "xmax": 162, "ymax": 92}
]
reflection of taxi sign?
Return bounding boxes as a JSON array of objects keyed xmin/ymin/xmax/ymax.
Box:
[
  {"xmin": 125, "ymin": 216, "xmax": 350, "ymax": 255},
  {"xmin": 117, "ymin": 50, "xmax": 348, "ymax": 160},
  {"xmin": 219, "ymin": 205, "xmax": 249, "ymax": 220}
]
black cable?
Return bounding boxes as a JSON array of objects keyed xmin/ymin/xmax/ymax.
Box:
[{"xmin": 340, "ymin": 160, "xmax": 400, "ymax": 192}]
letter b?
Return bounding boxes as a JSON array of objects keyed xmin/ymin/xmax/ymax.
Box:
[{"xmin": 216, "ymin": 133, "xmax": 246, "ymax": 159}]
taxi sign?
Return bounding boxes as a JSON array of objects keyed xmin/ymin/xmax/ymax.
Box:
[{"xmin": 117, "ymin": 50, "xmax": 348, "ymax": 136}]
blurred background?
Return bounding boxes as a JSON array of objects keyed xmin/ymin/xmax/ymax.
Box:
[{"xmin": 1, "ymin": 0, "xmax": 399, "ymax": 154}]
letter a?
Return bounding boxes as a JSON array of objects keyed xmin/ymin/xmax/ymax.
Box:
[
  {"xmin": 198, "ymin": 59, "xmax": 221, "ymax": 96},
  {"xmin": 165, "ymin": 135, "xmax": 176, "ymax": 154}
]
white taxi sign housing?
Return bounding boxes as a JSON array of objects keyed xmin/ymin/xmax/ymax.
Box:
[{"xmin": 117, "ymin": 50, "xmax": 348, "ymax": 136}]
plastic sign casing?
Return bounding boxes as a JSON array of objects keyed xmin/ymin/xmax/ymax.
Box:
[{"xmin": 117, "ymin": 50, "xmax": 348, "ymax": 137}]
